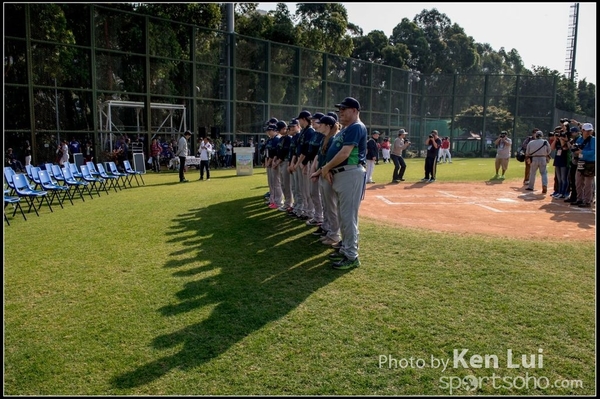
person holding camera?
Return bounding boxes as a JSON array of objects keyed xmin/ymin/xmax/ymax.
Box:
[
  {"xmin": 564, "ymin": 127, "xmax": 582, "ymax": 203},
  {"xmin": 493, "ymin": 131, "xmax": 512, "ymax": 179},
  {"xmin": 572, "ymin": 123, "xmax": 595, "ymax": 208},
  {"xmin": 421, "ymin": 130, "xmax": 441, "ymax": 182},
  {"xmin": 390, "ymin": 129, "xmax": 410, "ymax": 183},
  {"xmin": 550, "ymin": 129, "xmax": 571, "ymax": 198},
  {"xmin": 525, "ymin": 130, "xmax": 551, "ymax": 194}
]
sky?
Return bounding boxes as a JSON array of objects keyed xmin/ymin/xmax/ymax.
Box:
[{"xmin": 257, "ymin": 2, "xmax": 596, "ymax": 85}]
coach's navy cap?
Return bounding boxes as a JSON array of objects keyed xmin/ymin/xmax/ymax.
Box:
[
  {"xmin": 297, "ymin": 110, "xmax": 312, "ymax": 119},
  {"xmin": 335, "ymin": 97, "xmax": 360, "ymax": 110}
]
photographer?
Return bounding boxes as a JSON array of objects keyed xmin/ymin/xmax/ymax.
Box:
[
  {"xmin": 420, "ymin": 130, "xmax": 441, "ymax": 183},
  {"xmin": 493, "ymin": 131, "xmax": 512, "ymax": 179},
  {"xmin": 390, "ymin": 129, "xmax": 410, "ymax": 183},
  {"xmin": 550, "ymin": 129, "xmax": 571, "ymax": 198},
  {"xmin": 564, "ymin": 127, "xmax": 582, "ymax": 202},
  {"xmin": 571, "ymin": 123, "xmax": 595, "ymax": 208}
]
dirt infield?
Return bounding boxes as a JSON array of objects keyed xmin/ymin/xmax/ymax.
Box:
[{"xmin": 359, "ymin": 179, "xmax": 596, "ymax": 242}]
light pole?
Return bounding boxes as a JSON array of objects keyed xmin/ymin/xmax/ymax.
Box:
[
  {"xmin": 394, "ymin": 107, "xmax": 400, "ymax": 127},
  {"xmin": 407, "ymin": 71, "xmax": 419, "ymax": 136}
]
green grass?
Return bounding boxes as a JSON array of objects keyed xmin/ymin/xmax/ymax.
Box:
[{"xmin": 4, "ymin": 159, "xmax": 595, "ymax": 395}]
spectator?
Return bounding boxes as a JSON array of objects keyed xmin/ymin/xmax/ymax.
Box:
[
  {"xmin": 380, "ymin": 137, "xmax": 391, "ymax": 163},
  {"xmin": 5, "ymin": 147, "xmax": 25, "ymax": 172},
  {"xmin": 198, "ymin": 136, "xmax": 213, "ymax": 181},
  {"xmin": 23, "ymin": 140, "xmax": 32, "ymax": 166},
  {"xmin": 84, "ymin": 140, "xmax": 94, "ymax": 163},
  {"xmin": 150, "ymin": 138, "xmax": 162, "ymax": 173},
  {"xmin": 69, "ymin": 137, "xmax": 81, "ymax": 162},
  {"xmin": 57, "ymin": 140, "xmax": 69, "ymax": 166},
  {"xmin": 438, "ymin": 136, "xmax": 452, "ymax": 163},
  {"xmin": 493, "ymin": 131, "xmax": 512, "ymax": 179},
  {"xmin": 176, "ymin": 131, "xmax": 192, "ymax": 183},
  {"xmin": 225, "ymin": 140, "xmax": 233, "ymax": 168}
]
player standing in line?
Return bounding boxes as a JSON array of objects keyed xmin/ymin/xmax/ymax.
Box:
[{"xmin": 320, "ymin": 97, "xmax": 367, "ymax": 270}]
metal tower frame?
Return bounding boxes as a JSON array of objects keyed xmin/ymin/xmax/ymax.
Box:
[{"xmin": 564, "ymin": 3, "xmax": 579, "ymax": 81}]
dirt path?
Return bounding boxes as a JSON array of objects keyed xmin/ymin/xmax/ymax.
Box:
[{"xmin": 359, "ymin": 179, "xmax": 595, "ymax": 242}]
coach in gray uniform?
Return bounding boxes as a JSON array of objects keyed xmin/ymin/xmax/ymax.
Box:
[{"xmin": 320, "ymin": 97, "xmax": 367, "ymax": 270}]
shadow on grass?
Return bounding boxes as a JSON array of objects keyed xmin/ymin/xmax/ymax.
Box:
[{"xmin": 110, "ymin": 196, "xmax": 344, "ymax": 389}]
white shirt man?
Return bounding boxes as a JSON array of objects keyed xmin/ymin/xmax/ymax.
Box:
[{"xmin": 198, "ymin": 137, "xmax": 213, "ymax": 180}]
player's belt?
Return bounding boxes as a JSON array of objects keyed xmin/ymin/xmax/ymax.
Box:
[{"xmin": 330, "ymin": 164, "xmax": 363, "ymax": 175}]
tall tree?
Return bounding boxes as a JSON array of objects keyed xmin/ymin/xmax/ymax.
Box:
[
  {"xmin": 295, "ymin": 3, "xmax": 353, "ymax": 57},
  {"xmin": 413, "ymin": 8, "xmax": 452, "ymax": 73},
  {"xmin": 351, "ymin": 30, "xmax": 388, "ymax": 63},
  {"xmin": 389, "ymin": 18, "xmax": 430, "ymax": 72}
]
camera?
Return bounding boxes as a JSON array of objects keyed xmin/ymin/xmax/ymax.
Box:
[
  {"xmin": 559, "ymin": 132, "xmax": 567, "ymax": 138},
  {"xmin": 499, "ymin": 133, "xmax": 506, "ymax": 137},
  {"xmin": 560, "ymin": 118, "xmax": 571, "ymax": 124},
  {"xmin": 571, "ymin": 142, "xmax": 583, "ymax": 151},
  {"xmin": 428, "ymin": 134, "xmax": 433, "ymax": 138}
]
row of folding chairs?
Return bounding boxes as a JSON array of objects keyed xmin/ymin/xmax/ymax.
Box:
[{"xmin": 4, "ymin": 160, "xmax": 144, "ymax": 225}]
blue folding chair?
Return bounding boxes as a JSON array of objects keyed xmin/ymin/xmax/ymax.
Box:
[
  {"xmin": 61, "ymin": 166, "xmax": 93, "ymax": 201},
  {"xmin": 51, "ymin": 164, "xmax": 67, "ymax": 186},
  {"xmin": 4, "ymin": 192, "xmax": 27, "ymax": 225},
  {"xmin": 11, "ymin": 173, "xmax": 53, "ymax": 216},
  {"xmin": 80, "ymin": 164, "xmax": 107, "ymax": 196},
  {"xmin": 4, "ymin": 166, "xmax": 17, "ymax": 195},
  {"xmin": 38, "ymin": 169, "xmax": 71, "ymax": 207},
  {"xmin": 96, "ymin": 163, "xmax": 121, "ymax": 192},
  {"xmin": 29, "ymin": 165, "xmax": 43, "ymax": 190},
  {"xmin": 44, "ymin": 163, "xmax": 55, "ymax": 177},
  {"xmin": 123, "ymin": 160, "xmax": 145, "ymax": 186},
  {"xmin": 86, "ymin": 161, "xmax": 101, "ymax": 177},
  {"xmin": 107, "ymin": 161, "xmax": 130, "ymax": 188},
  {"xmin": 68, "ymin": 162, "xmax": 83, "ymax": 179}
]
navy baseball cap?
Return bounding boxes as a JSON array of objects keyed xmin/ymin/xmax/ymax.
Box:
[
  {"xmin": 266, "ymin": 124, "xmax": 277, "ymax": 131},
  {"xmin": 335, "ymin": 97, "xmax": 360, "ymax": 110},
  {"xmin": 327, "ymin": 112, "xmax": 338, "ymax": 121},
  {"xmin": 267, "ymin": 118, "xmax": 278, "ymax": 124},
  {"xmin": 319, "ymin": 115, "xmax": 337, "ymax": 127},
  {"xmin": 297, "ymin": 110, "xmax": 312, "ymax": 119},
  {"xmin": 276, "ymin": 121, "xmax": 287, "ymax": 130},
  {"xmin": 310, "ymin": 112, "xmax": 325, "ymax": 121},
  {"xmin": 570, "ymin": 126, "xmax": 580, "ymax": 133},
  {"xmin": 289, "ymin": 118, "xmax": 299, "ymax": 127}
]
